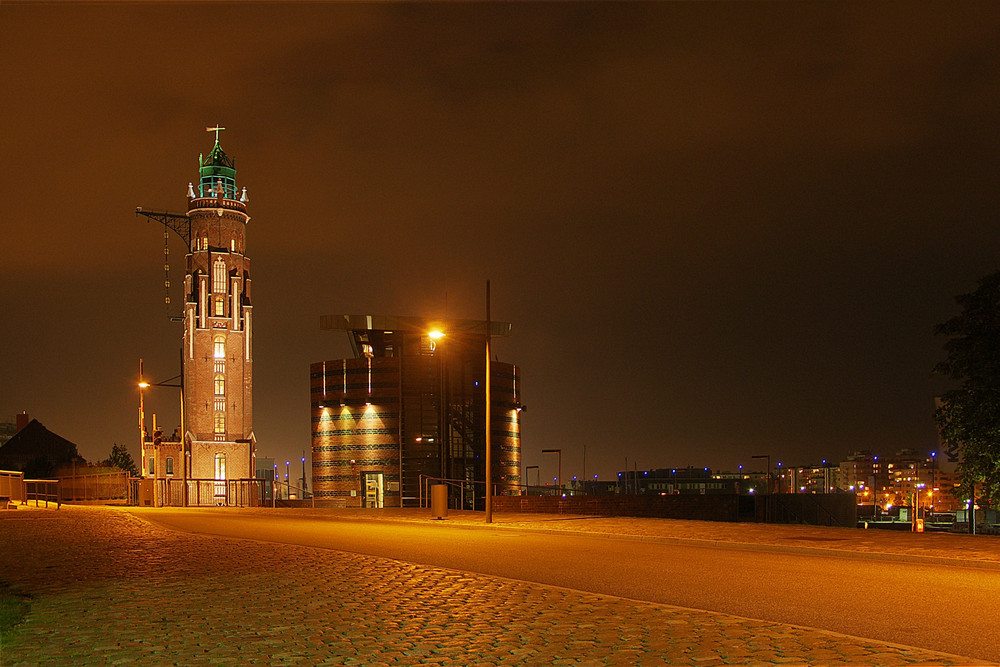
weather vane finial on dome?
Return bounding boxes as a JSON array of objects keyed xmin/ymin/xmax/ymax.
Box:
[{"xmin": 206, "ymin": 125, "xmax": 225, "ymax": 144}]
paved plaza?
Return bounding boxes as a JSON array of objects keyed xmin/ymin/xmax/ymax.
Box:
[{"xmin": 0, "ymin": 505, "xmax": 990, "ymax": 666}]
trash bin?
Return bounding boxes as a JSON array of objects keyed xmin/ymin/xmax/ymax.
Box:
[{"xmin": 431, "ymin": 484, "xmax": 448, "ymax": 520}]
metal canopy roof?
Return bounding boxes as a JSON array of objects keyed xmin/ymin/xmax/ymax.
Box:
[{"xmin": 320, "ymin": 314, "xmax": 511, "ymax": 338}]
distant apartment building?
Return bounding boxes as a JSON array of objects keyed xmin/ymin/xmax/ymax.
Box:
[
  {"xmin": 838, "ymin": 449, "xmax": 960, "ymax": 513},
  {"xmin": 780, "ymin": 463, "xmax": 841, "ymax": 495}
]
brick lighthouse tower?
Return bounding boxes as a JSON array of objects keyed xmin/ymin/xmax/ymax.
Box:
[
  {"xmin": 183, "ymin": 128, "xmax": 256, "ymax": 485},
  {"xmin": 138, "ymin": 128, "xmax": 256, "ymax": 503}
]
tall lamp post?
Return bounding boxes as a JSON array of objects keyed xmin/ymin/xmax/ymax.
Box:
[
  {"xmin": 525, "ymin": 465, "xmax": 539, "ymax": 494},
  {"xmin": 426, "ymin": 280, "xmax": 496, "ymax": 523},
  {"xmin": 139, "ymin": 359, "xmax": 147, "ymax": 468},
  {"xmin": 301, "ymin": 454, "xmax": 308, "ymax": 498},
  {"xmin": 543, "ymin": 449, "xmax": 562, "ymax": 495},
  {"xmin": 139, "ymin": 358, "xmax": 185, "ymax": 506},
  {"xmin": 485, "ymin": 280, "xmax": 493, "ymax": 524}
]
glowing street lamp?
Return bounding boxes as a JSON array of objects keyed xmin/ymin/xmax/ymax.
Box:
[
  {"xmin": 138, "ymin": 358, "xmax": 185, "ymax": 506},
  {"xmin": 424, "ymin": 281, "xmax": 496, "ymax": 523}
]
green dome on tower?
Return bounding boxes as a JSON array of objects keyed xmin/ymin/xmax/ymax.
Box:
[{"xmin": 197, "ymin": 129, "xmax": 238, "ymax": 199}]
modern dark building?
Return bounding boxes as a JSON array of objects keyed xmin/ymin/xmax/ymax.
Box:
[
  {"xmin": 613, "ymin": 467, "xmax": 753, "ymax": 495},
  {"xmin": 311, "ymin": 315, "xmax": 524, "ymax": 508}
]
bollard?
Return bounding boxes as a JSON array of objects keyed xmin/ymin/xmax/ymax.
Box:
[{"xmin": 431, "ymin": 484, "xmax": 448, "ymax": 520}]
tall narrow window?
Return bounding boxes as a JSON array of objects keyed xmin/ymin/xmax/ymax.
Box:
[
  {"xmin": 165, "ymin": 458, "xmax": 174, "ymax": 476},
  {"xmin": 214, "ymin": 413, "xmax": 226, "ymax": 440},
  {"xmin": 214, "ymin": 336, "xmax": 225, "ymax": 359},
  {"xmin": 214, "ymin": 453, "xmax": 227, "ymax": 500},
  {"xmin": 214, "ymin": 296, "xmax": 224, "ymax": 316},
  {"xmin": 213, "ymin": 258, "xmax": 227, "ymax": 293},
  {"xmin": 148, "ymin": 457, "xmax": 155, "ymax": 476},
  {"xmin": 214, "ymin": 374, "xmax": 225, "ymax": 396}
]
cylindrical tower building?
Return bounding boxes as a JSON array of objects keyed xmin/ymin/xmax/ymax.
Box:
[{"xmin": 183, "ymin": 134, "xmax": 256, "ymax": 485}]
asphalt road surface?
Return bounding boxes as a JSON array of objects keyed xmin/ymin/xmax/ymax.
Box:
[{"xmin": 138, "ymin": 509, "xmax": 999, "ymax": 662}]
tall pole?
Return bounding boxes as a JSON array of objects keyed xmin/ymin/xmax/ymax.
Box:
[
  {"xmin": 180, "ymin": 347, "xmax": 187, "ymax": 507},
  {"xmin": 485, "ymin": 279, "xmax": 493, "ymax": 524},
  {"xmin": 138, "ymin": 359, "xmax": 145, "ymax": 468},
  {"xmin": 301, "ymin": 453, "xmax": 308, "ymax": 497},
  {"xmin": 543, "ymin": 449, "xmax": 561, "ymax": 495}
]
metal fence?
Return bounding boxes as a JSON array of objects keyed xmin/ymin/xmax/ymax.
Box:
[
  {"xmin": 24, "ymin": 479, "xmax": 60, "ymax": 508},
  {"xmin": 58, "ymin": 471, "xmax": 130, "ymax": 502},
  {"xmin": 1, "ymin": 469, "xmax": 24, "ymax": 503},
  {"xmin": 129, "ymin": 478, "xmax": 266, "ymax": 507}
]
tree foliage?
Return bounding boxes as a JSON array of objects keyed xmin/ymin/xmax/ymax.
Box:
[
  {"xmin": 102, "ymin": 442, "xmax": 138, "ymax": 477},
  {"xmin": 935, "ymin": 270, "xmax": 1000, "ymax": 508}
]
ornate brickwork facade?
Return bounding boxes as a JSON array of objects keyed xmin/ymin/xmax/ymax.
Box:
[{"xmin": 183, "ymin": 139, "xmax": 256, "ymax": 481}]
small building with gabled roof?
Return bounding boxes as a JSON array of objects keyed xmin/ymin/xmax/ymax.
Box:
[{"xmin": 0, "ymin": 418, "xmax": 84, "ymax": 477}]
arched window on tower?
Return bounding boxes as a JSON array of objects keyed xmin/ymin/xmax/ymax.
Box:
[
  {"xmin": 214, "ymin": 336, "xmax": 226, "ymax": 359},
  {"xmin": 214, "ymin": 413, "xmax": 226, "ymax": 441},
  {"xmin": 214, "ymin": 374, "xmax": 225, "ymax": 396},
  {"xmin": 213, "ymin": 258, "xmax": 227, "ymax": 293}
]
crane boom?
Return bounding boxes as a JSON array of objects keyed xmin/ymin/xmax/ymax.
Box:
[{"xmin": 135, "ymin": 207, "xmax": 191, "ymax": 248}]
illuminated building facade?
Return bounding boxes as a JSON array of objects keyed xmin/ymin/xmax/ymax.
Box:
[
  {"xmin": 839, "ymin": 449, "xmax": 961, "ymax": 513},
  {"xmin": 310, "ymin": 315, "xmax": 523, "ymax": 508},
  {"xmin": 139, "ymin": 131, "xmax": 256, "ymax": 494}
]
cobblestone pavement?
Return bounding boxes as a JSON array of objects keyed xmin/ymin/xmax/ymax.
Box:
[{"xmin": 0, "ymin": 505, "xmax": 988, "ymax": 666}]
